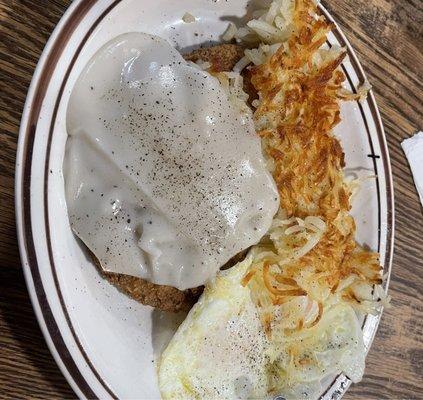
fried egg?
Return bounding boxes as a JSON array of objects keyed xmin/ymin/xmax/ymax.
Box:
[
  {"xmin": 158, "ymin": 256, "xmax": 269, "ymax": 399},
  {"xmin": 158, "ymin": 256, "xmax": 365, "ymax": 400},
  {"xmin": 64, "ymin": 33, "xmax": 279, "ymax": 290}
]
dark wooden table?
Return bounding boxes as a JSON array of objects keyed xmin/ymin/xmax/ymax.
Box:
[{"xmin": 0, "ymin": 1, "xmax": 422, "ymax": 399}]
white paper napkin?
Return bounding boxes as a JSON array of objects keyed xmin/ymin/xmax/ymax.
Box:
[{"xmin": 401, "ymin": 131, "xmax": 423, "ymax": 206}]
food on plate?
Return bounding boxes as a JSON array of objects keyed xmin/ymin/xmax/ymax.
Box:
[
  {"xmin": 103, "ymin": 44, "xmax": 251, "ymax": 312},
  {"xmin": 158, "ymin": 255, "xmax": 366, "ymax": 399},
  {"xmin": 159, "ymin": 256, "xmax": 270, "ymax": 399},
  {"xmin": 101, "ymin": 243, "xmax": 246, "ymax": 312},
  {"xmin": 64, "ymin": 33, "xmax": 280, "ymax": 294},
  {"xmin": 63, "ymin": 0, "xmax": 389, "ymax": 396},
  {"xmin": 158, "ymin": 0, "xmax": 389, "ymax": 398},
  {"xmin": 95, "ymin": 256, "xmax": 202, "ymax": 312}
]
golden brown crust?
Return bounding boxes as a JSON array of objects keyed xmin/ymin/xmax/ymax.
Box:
[
  {"xmin": 99, "ymin": 44, "xmax": 251, "ymax": 313},
  {"xmin": 104, "ymin": 272, "xmax": 203, "ymax": 312},
  {"xmin": 184, "ymin": 44, "xmax": 257, "ymax": 103},
  {"xmin": 245, "ymin": 0, "xmax": 381, "ymax": 313},
  {"xmin": 89, "ymin": 250, "xmax": 201, "ymax": 312},
  {"xmin": 184, "ymin": 43, "xmax": 245, "ymax": 72}
]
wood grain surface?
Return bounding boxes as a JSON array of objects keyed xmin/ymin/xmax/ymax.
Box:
[{"xmin": 0, "ymin": 0, "xmax": 422, "ymax": 399}]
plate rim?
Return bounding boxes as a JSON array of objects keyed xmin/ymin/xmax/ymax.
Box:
[{"xmin": 15, "ymin": 1, "xmax": 395, "ymax": 399}]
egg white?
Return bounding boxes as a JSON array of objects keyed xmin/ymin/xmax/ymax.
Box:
[
  {"xmin": 158, "ymin": 257, "xmax": 365, "ymax": 400},
  {"xmin": 158, "ymin": 256, "xmax": 270, "ymax": 399}
]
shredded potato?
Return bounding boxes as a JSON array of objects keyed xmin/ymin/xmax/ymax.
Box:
[
  {"xmin": 212, "ymin": 71, "xmax": 253, "ymax": 120},
  {"xmin": 228, "ymin": 0, "xmax": 386, "ymax": 391}
]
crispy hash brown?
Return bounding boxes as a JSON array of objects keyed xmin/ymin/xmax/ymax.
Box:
[{"xmin": 240, "ymin": 0, "xmax": 382, "ymax": 336}]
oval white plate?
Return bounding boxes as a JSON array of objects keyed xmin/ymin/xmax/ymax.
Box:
[{"xmin": 15, "ymin": 0, "xmax": 394, "ymax": 399}]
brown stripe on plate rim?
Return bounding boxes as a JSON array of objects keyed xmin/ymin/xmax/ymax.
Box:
[
  {"xmin": 21, "ymin": 0, "xmax": 121, "ymax": 398},
  {"xmin": 318, "ymin": 8, "xmax": 394, "ymax": 400},
  {"xmin": 327, "ymin": 11, "xmax": 395, "ymax": 318},
  {"xmin": 43, "ymin": 1, "xmax": 122, "ymax": 398},
  {"xmin": 320, "ymin": 6, "xmax": 394, "ymax": 270},
  {"xmin": 333, "ymin": 28, "xmax": 394, "ymax": 399}
]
